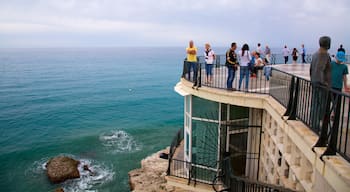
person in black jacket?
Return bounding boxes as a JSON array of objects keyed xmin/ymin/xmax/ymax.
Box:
[
  {"xmin": 226, "ymin": 42, "xmax": 238, "ymax": 90},
  {"xmin": 338, "ymin": 44, "xmax": 345, "ymax": 53}
]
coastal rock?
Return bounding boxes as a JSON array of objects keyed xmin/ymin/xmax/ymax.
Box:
[
  {"xmin": 46, "ymin": 156, "xmax": 80, "ymax": 183},
  {"xmin": 128, "ymin": 148, "xmax": 194, "ymax": 192}
]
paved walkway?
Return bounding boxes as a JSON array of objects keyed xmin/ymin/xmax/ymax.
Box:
[
  {"xmin": 273, "ymin": 63, "xmax": 350, "ymax": 85},
  {"xmin": 272, "ymin": 63, "xmax": 310, "ymax": 80}
]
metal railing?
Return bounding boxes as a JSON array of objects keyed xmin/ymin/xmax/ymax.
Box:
[
  {"xmin": 167, "ymin": 128, "xmax": 184, "ymax": 175},
  {"xmin": 270, "ymin": 53, "xmax": 313, "ymax": 64},
  {"xmin": 212, "ymin": 157, "xmax": 295, "ymax": 192},
  {"xmin": 182, "ymin": 56, "xmax": 270, "ymax": 94},
  {"xmin": 168, "ymin": 158, "xmax": 217, "ymax": 186},
  {"xmin": 275, "ymin": 70, "xmax": 350, "ymax": 161},
  {"xmin": 167, "ymin": 155, "xmax": 295, "ymax": 191},
  {"xmin": 181, "ymin": 55, "xmax": 350, "ymax": 162}
]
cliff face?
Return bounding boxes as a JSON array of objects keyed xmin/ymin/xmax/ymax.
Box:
[{"xmin": 128, "ymin": 148, "xmax": 193, "ymax": 192}]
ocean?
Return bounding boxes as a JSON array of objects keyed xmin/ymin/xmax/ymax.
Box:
[
  {"xmin": 0, "ymin": 47, "xmax": 186, "ymax": 192},
  {"xmin": 0, "ymin": 45, "xmax": 319, "ymax": 192}
]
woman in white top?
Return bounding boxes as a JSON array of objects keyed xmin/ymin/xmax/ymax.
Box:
[
  {"xmin": 238, "ymin": 44, "xmax": 251, "ymax": 91},
  {"xmin": 204, "ymin": 43, "xmax": 215, "ymax": 84}
]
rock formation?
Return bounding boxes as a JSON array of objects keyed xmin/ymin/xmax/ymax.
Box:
[
  {"xmin": 128, "ymin": 148, "xmax": 195, "ymax": 192},
  {"xmin": 46, "ymin": 156, "xmax": 80, "ymax": 183}
]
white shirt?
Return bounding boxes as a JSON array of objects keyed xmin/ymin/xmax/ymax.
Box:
[
  {"xmin": 282, "ymin": 48, "xmax": 290, "ymax": 56},
  {"xmin": 256, "ymin": 46, "xmax": 262, "ymax": 55},
  {"xmin": 255, "ymin": 57, "xmax": 264, "ymax": 67},
  {"xmin": 238, "ymin": 50, "xmax": 251, "ymax": 66},
  {"xmin": 204, "ymin": 49, "xmax": 215, "ymax": 64}
]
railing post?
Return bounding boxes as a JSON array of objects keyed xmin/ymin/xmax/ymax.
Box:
[
  {"xmin": 182, "ymin": 60, "xmax": 188, "ymax": 79},
  {"xmin": 188, "ymin": 163, "xmax": 192, "ymax": 185},
  {"xmin": 323, "ymin": 92, "xmax": 341, "ymax": 156},
  {"xmin": 198, "ymin": 63, "xmax": 202, "ymax": 88},
  {"xmin": 284, "ymin": 76, "xmax": 296, "ymax": 116},
  {"xmin": 288, "ymin": 78, "xmax": 300, "ymax": 120},
  {"xmin": 167, "ymin": 158, "xmax": 171, "ymax": 175}
]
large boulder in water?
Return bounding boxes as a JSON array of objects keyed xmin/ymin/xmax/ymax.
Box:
[{"xmin": 46, "ymin": 156, "xmax": 80, "ymax": 183}]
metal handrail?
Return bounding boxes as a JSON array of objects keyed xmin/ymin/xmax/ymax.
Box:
[
  {"xmin": 212, "ymin": 157, "xmax": 296, "ymax": 192},
  {"xmin": 168, "ymin": 157, "xmax": 296, "ymax": 192},
  {"xmin": 167, "ymin": 128, "xmax": 184, "ymax": 175}
]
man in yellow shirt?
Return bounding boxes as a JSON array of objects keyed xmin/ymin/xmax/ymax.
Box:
[
  {"xmin": 184, "ymin": 40, "xmax": 200, "ymax": 88},
  {"xmin": 186, "ymin": 40, "xmax": 197, "ymax": 62}
]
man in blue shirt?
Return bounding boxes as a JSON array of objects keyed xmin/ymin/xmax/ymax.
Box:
[{"xmin": 301, "ymin": 44, "xmax": 306, "ymax": 63}]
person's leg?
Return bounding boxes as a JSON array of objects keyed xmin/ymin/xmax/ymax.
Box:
[
  {"xmin": 192, "ymin": 62, "xmax": 198, "ymax": 87},
  {"xmin": 252, "ymin": 67, "xmax": 258, "ymax": 77},
  {"xmin": 232, "ymin": 68, "xmax": 236, "ymax": 89},
  {"xmin": 284, "ymin": 56, "xmax": 287, "ymax": 64},
  {"xmin": 187, "ymin": 61, "xmax": 192, "ymax": 80},
  {"xmin": 208, "ymin": 64, "xmax": 213, "ymax": 83},
  {"xmin": 205, "ymin": 64, "xmax": 209, "ymax": 83},
  {"xmin": 244, "ymin": 67, "xmax": 249, "ymax": 90},
  {"xmin": 227, "ymin": 67, "xmax": 233, "ymax": 89},
  {"xmin": 239, "ymin": 67, "xmax": 244, "ymax": 90}
]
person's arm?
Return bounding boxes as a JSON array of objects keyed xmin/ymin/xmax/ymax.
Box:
[
  {"xmin": 226, "ymin": 51, "xmax": 235, "ymax": 65},
  {"xmin": 343, "ymin": 75, "xmax": 350, "ymax": 92},
  {"xmin": 187, "ymin": 48, "xmax": 196, "ymax": 55}
]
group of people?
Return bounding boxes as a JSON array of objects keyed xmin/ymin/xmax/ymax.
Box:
[
  {"xmin": 185, "ymin": 39, "xmax": 348, "ymax": 92},
  {"xmin": 185, "ymin": 40, "xmax": 271, "ymax": 91},
  {"xmin": 282, "ymin": 44, "xmax": 306, "ymax": 64},
  {"xmin": 225, "ymin": 42, "xmax": 268, "ymax": 91}
]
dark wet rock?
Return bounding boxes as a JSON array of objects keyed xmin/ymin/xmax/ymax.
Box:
[
  {"xmin": 46, "ymin": 156, "xmax": 80, "ymax": 183},
  {"xmin": 83, "ymin": 164, "xmax": 95, "ymax": 176}
]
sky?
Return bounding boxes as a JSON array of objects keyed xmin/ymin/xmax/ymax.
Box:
[{"xmin": 0, "ymin": 0, "xmax": 349, "ymax": 50}]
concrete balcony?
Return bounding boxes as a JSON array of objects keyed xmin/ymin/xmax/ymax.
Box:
[{"xmin": 172, "ymin": 60, "xmax": 350, "ymax": 192}]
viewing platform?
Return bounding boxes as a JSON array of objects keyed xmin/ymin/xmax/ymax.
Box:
[{"xmin": 168, "ymin": 54, "xmax": 350, "ymax": 192}]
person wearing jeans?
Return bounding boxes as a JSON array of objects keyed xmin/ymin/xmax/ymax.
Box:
[
  {"xmin": 204, "ymin": 43, "xmax": 215, "ymax": 84},
  {"xmin": 238, "ymin": 44, "xmax": 251, "ymax": 91},
  {"xmin": 226, "ymin": 42, "xmax": 238, "ymax": 90},
  {"xmin": 185, "ymin": 40, "xmax": 199, "ymax": 88}
]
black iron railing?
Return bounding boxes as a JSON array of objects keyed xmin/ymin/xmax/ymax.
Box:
[
  {"xmin": 168, "ymin": 156, "xmax": 295, "ymax": 192},
  {"xmin": 181, "ymin": 55, "xmax": 350, "ymax": 162},
  {"xmin": 168, "ymin": 158, "xmax": 217, "ymax": 186},
  {"xmin": 212, "ymin": 157, "xmax": 295, "ymax": 192},
  {"xmin": 182, "ymin": 58, "xmax": 270, "ymax": 94},
  {"xmin": 167, "ymin": 128, "xmax": 184, "ymax": 175}
]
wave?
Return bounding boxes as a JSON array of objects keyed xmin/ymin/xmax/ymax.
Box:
[
  {"xmin": 62, "ymin": 158, "xmax": 114, "ymax": 192},
  {"xmin": 28, "ymin": 154, "xmax": 114, "ymax": 192},
  {"xmin": 99, "ymin": 130, "xmax": 141, "ymax": 153}
]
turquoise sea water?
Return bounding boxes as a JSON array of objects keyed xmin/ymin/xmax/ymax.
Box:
[{"xmin": 0, "ymin": 47, "xmax": 186, "ymax": 191}]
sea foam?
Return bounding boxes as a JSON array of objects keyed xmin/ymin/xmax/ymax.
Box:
[
  {"xmin": 99, "ymin": 130, "xmax": 141, "ymax": 153},
  {"xmin": 28, "ymin": 155, "xmax": 114, "ymax": 192}
]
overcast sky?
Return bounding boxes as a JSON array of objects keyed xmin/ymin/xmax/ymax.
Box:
[{"xmin": 0, "ymin": 0, "xmax": 349, "ymax": 49}]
